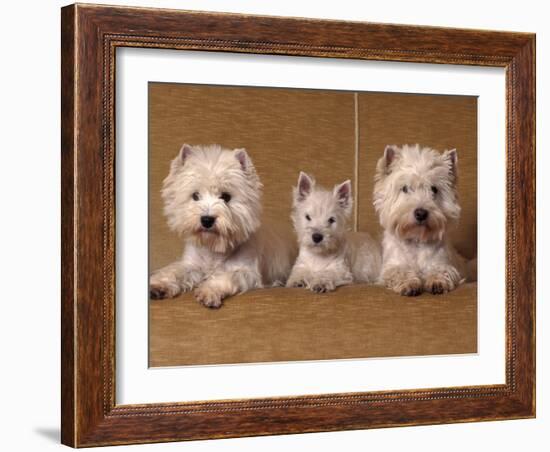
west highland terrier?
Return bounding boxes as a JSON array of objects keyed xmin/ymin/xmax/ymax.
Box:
[
  {"xmin": 373, "ymin": 144, "xmax": 476, "ymax": 296},
  {"xmin": 286, "ymin": 172, "xmax": 381, "ymax": 293},
  {"xmin": 149, "ymin": 144, "xmax": 296, "ymax": 308}
]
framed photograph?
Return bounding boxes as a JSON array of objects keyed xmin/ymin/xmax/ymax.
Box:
[{"xmin": 61, "ymin": 3, "xmax": 535, "ymax": 447}]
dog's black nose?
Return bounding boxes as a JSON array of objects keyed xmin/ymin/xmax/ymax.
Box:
[
  {"xmin": 414, "ymin": 208, "xmax": 429, "ymax": 223},
  {"xmin": 200, "ymin": 215, "xmax": 216, "ymax": 229},
  {"xmin": 312, "ymin": 233, "xmax": 324, "ymax": 244}
]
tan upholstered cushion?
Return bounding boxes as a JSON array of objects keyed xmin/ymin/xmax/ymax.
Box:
[{"xmin": 150, "ymin": 284, "xmax": 477, "ymax": 367}]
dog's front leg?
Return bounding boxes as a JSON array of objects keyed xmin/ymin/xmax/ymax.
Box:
[
  {"xmin": 194, "ymin": 267, "xmax": 262, "ymax": 309},
  {"xmin": 423, "ymin": 264, "xmax": 462, "ymax": 294},
  {"xmin": 308, "ymin": 273, "xmax": 337, "ymax": 293},
  {"xmin": 308, "ymin": 268, "xmax": 353, "ymax": 293},
  {"xmin": 149, "ymin": 260, "xmax": 203, "ymax": 300},
  {"xmin": 286, "ymin": 264, "xmax": 310, "ymax": 289},
  {"xmin": 381, "ymin": 266, "xmax": 423, "ymax": 296},
  {"xmin": 380, "ymin": 236, "xmax": 422, "ymax": 296}
]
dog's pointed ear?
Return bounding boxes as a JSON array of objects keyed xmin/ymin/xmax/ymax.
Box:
[
  {"xmin": 295, "ymin": 172, "xmax": 314, "ymax": 202},
  {"xmin": 444, "ymin": 148, "xmax": 458, "ymax": 182},
  {"xmin": 234, "ymin": 148, "xmax": 252, "ymax": 171},
  {"xmin": 334, "ymin": 180, "xmax": 353, "ymax": 211},
  {"xmin": 377, "ymin": 145, "xmax": 399, "ymax": 176},
  {"xmin": 179, "ymin": 144, "xmax": 193, "ymax": 163},
  {"xmin": 171, "ymin": 144, "xmax": 193, "ymax": 172},
  {"xmin": 383, "ymin": 145, "xmax": 398, "ymax": 167}
]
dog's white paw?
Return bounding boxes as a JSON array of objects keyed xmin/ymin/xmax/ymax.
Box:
[
  {"xmin": 424, "ymin": 274, "xmax": 455, "ymax": 295},
  {"xmin": 291, "ymin": 280, "xmax": 306, "ymax": 288},
  {"xmin": 396, "ymin": 278, "xmax": 423, "ymax": 296},
  {"xmin": 310, "ymin": 280, "xmax": 336, "ymax": 293},
  {"xmin": 149, "ymin": 281, "xmax": 181, "ymax": 300},
  {"xmin": 194, "ymin": 286, "xmax": 224, "ymax": 309},
  {"xmin": 383, "ymin": 268, "xmax": 423, "ymax": 297}
]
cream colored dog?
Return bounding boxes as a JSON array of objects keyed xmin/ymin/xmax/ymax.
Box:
[
  {"xmin": 374, "ymin": 144, "xmax": 476, "ymax": 296},
  {"xmin": 149, "ymin": 144, "xmax": 296, "ymax": 308},
  {"xmin": 286, "ymin": 172, "xmax": 381, "ymax": 292}
]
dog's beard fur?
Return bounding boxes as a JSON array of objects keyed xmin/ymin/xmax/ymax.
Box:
[
  {"xmin": 374, "ymin": 144, "xmax": 460, "ymax": 245},
  {"xmin": 162, "ymin": 144, "xmax": 262, "ymax": 254},
  {"xmin": 388, "ymin": 201, "xmax": 448, "ymax": 243},
  {"xmin": 181, "ymin": 206, "xmax": 253, "ymax": 254},
  {"xmin": 393, "ymin": 211, "xmax": 447, "ymax": 242},
  {"xmin": 297, "ymin": 227, "xmax": 344, "ymax": 255}
]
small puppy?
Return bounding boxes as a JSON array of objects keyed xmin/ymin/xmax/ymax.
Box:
[
  {"xmin": 373, "ymin": 144, "xmax": 476, "ymax": 296},
  {"xmin": 286, "ymin": 172, "xmax": 381, "ymax": 293},
  {"xmin": 149, "ymin": 144, "xmax": 296, "ymax": 308}
]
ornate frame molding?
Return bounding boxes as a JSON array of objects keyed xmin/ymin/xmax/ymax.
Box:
[{"xmin": 61, "ymin": 4, "xmax": 535, "ymax": 447}]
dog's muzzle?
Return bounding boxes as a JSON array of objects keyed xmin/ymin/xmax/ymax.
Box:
[
  {"xmin": 312, "ymin": 232, "xmax": 324, "ymax": 244},
  {"xmin": 200, "ymin": 215, "xmax": 216, "ymax": 229},
  {"xmin": 414, "ymin": 208, "xmax": 429, "ymax": 223}
]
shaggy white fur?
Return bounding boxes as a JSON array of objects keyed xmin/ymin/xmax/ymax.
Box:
[
  {"xmin": 286, "ymin": 172, "xmax": 381, "ymax": 293},
  {"xmin": 373, "ymin": 144, "xmax": 476, "ymax": 296},
  {"xmin": 149, "ymin": 144, "xmax": 296, "ymax": 308}
]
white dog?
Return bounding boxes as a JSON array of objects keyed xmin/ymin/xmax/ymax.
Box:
[
  {"xmin": 286, "ymin": 172, "xmax": 381, "ymax": 293},
  {"xmin": 373, "ymin": 144, "xmax": 476, "ymax": 296},
  {"xmin": 149, "ymin": 144, "xmax": 296, "ymax": 308}
]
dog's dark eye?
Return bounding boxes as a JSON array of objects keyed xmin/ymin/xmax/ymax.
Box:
[
  {"xmin": 220, "ymin": 192, "xmax": 232, "ymax": 203},
  {"xmin": 305, "ymin": 214, "xmax": 311, "ymax": 221},
  {"xmin": 402, "ymin": 186, "xmax": 408, "ymax": 194},
  {"xmin": 192, "ymin": 192, "xmax": 200, "ymax": 201},
  {"xmin": 328, "ymin": 217, "xmax": 336, "ymax": 225},
  {"xmin": 431, "ymin": 186, "xmax": 438, "ymax": 195}
]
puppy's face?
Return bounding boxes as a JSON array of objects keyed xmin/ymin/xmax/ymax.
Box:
[
  {"xmin": 162, "ymin": 144, "xmax": 262, "ymax": 254},
  {"xmin": 373, "ymin": 144, "xmax": 461, "ymax": 243},
  {"xmin": 291, "ymin": 172, "xmax": 352, "ymax": 254}
]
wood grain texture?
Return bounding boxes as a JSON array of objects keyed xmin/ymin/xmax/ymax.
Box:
[
  {"xmin": 61, "ymin": 3, "xmax": 535, "ymax": 447},
  {"xmin": 61, "ymin": 5, "xmax": 76, "ymax": 446}
]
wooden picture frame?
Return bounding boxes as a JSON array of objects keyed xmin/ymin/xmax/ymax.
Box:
[{"xmin": 61, "ymin": 3, "xmax": 535, "ymax": 447}]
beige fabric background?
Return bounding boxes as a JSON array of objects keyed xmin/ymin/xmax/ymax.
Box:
[{"xmin": 148, "ymin": 83, "xmax": 477, "ymax": 367}]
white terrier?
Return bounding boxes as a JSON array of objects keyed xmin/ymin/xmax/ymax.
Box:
[
  {"xmin": 149, "ymin": 144, "xmax": 296, "ymax": 308},
  {"xmin": 286, "ymin": 172, "xmax": 381, "ymax": 293},
  {"xmin": 373, "ymin": 144, "xmax": 476, "ymax": 296}
]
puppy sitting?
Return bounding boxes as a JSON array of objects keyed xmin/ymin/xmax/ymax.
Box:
[
  {"xmin": 286, "ymin": 172, "xmax": 381, "ymax": 293},
  {"xmin": 373, "ymin": 144, "xmax": 476, "ymax": 296},
  {"xmin": 149, "ymin": 144, "xmax": 296, "ymax": 308}
]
